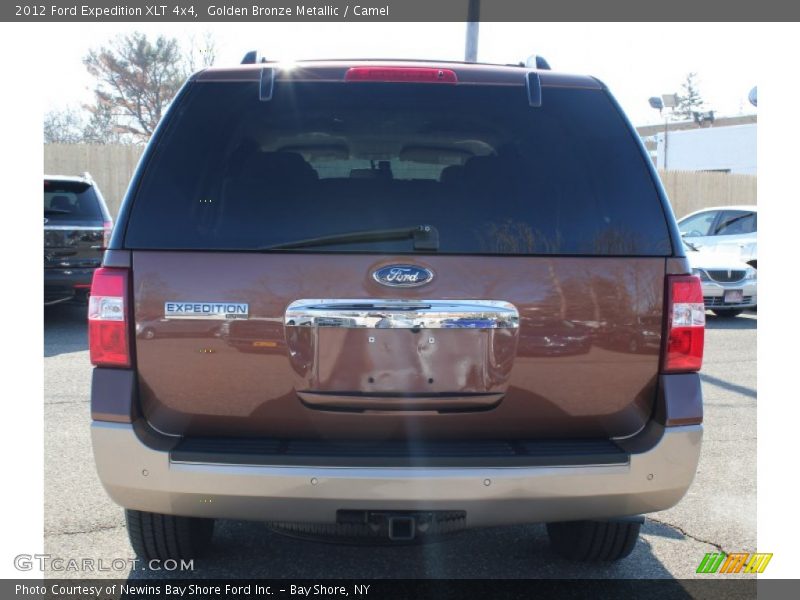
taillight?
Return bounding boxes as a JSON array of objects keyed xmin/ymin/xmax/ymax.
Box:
[
  {"xmin": 88, "ymin": 267, "xmax": 130, "ymax": 368},
  {"xmin": 344, "ymin": 67, "xmax": 458, "ymax": 83},
  {"xmin": 662, "ymin": 275, "xmax": 705, "ymax": 373},
  {"xmin": 102, "ymin": 221, "xmax": 113, "ymax": 249}
]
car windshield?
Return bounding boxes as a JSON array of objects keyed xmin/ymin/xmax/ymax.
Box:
[{"xmin": 125, "ymin": 81, "xmax": 671, "ymax": 256}]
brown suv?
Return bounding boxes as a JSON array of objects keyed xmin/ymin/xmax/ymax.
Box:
[{"xmin": 89, "ymin": 56, "xmax": 705, "ymax": 563}]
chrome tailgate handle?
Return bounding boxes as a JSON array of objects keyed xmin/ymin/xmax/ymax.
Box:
[{"xmin": 285, "ymin": 299, "xmax": 519, "ymax": 329}]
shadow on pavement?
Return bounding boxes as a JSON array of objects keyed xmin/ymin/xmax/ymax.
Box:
[
  {"xmin": 700, "ymin": 373, "xmax": 757, "ymax": 399},
  {"xmin": 125, "ymin": 519, "xmax": 677, "ymax": 579},
  {"xmin": 44, "ymin": 303, "xmax": 88, "ymax": 357},
  {"xmin": 704, "ymin": 312, "xmax": 756, "ymax": 330}
]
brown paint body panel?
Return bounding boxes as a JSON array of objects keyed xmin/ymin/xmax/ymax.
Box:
[{"xmin": 132, "ymin": 251, "xmax": 665, "ymax": 439}]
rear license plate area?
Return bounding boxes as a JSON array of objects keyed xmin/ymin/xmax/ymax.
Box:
[{"xmin": 315, "ymin": 328, "xmax": 498, "ymax": 393}]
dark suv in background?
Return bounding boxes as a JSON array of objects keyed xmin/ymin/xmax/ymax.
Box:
[
  {"xmin": 44, "ymin": 174, "xmax": 112, "ymax": 305},
  {"xmin": 89, "ymin": 57, "xmax": 705, "ymax": 564}
]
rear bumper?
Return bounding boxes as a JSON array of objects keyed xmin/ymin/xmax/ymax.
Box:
[
  {"xmin": 91, "ymin": 421, "xmax": 702, "ymax": 527},
  {"xmin": 44, "ymin": 267, "xmax": 94, "ymax": 305}
]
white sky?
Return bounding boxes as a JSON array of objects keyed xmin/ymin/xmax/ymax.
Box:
[{"xmin": 41, "ymin": 21, "xmax": 759, "ymax": 126}]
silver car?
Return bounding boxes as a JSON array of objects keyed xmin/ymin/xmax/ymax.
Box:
[
  {"xmin": 686, "ymin": 242, "xmax": 757, "ymax": 317},
  {"xmin": 678, "ymin": 205, "xmax": 757, "ymax": 269}
]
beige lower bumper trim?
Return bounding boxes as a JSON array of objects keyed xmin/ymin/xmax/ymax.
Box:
[{"xmin": 91, "ymin": 422, "xmax": 701, "ymax": 527}]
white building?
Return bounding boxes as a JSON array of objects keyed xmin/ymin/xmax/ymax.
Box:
[{"xmin": 654, "ymin": 123, "xmax": 756, "ymax": 175}]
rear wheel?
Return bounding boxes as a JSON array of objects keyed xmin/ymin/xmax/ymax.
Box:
[
  {"xmin": 546, "ymin": 519, "xmax": 640, "ymax": 562},
  {"xmin": 712, "ymin": 309, "xmax": 743, "ymax": 318},
  {"xmin": 125, "ymin": 509, "xmax": 215, "ymax": 560}
]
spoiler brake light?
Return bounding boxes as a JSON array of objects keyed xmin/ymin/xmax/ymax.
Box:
[{"xmin": 345, "ymin": 67, "xmax": 458, "ymax": 83}]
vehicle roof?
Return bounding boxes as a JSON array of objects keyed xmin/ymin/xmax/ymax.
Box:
[
  {"xmin": 194, "ymin": 59, "xmax": 603, "ymax": 89},
  {"xmin": 44, "ymin": 174, "xmax": 94, "ymax": 184},
  {"xmin": 679, "ymin": 205, "xmax": 757, "ymax": 218}
]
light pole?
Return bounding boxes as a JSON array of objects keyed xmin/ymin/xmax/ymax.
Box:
[
  {"xmin": 648, "ymin": 93, "xmax": 677, "ymax": 170},
  {"xmin": 465, "ymin": 0, "xmax": 480, "ymax": 62}
]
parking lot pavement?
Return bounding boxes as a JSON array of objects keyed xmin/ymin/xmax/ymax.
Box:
[{"xmin": 43, "ymin": 305, "xmax": 756, "ymax": 579}]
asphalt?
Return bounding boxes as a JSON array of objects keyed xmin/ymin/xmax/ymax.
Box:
[{"xmin": 43, "ymin": 305, "xmax": 756, "ymax": 580}]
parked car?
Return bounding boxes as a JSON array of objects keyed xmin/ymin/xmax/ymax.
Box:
[
  {"xmin": 135, "ymin": 318, "xmax": 223, "ymax": 340},
  {"xmin": 677, "ymin": 205, "xmax": 757, "ymax": 268},
  {"xmin": 220, "ymin": 318, "xmax": 286, "ymax": 353},
  {"xmin": 89, "ymin": 56, "xmax": 705, "ymax": 564},
  {"xmin": 685, "ymin": 242, "xmax": 757, "ymax": 317},
  {"xmin": 44, "ymin": 174, "xmax": 112, "ymax": 305},
  {"xmin": 595, "ymin": 315, "xmax": 662, "ymax": 355}
]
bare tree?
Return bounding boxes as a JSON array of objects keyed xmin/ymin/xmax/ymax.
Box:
[
  {"xmin": 43, "ymin": 108, "xmax": 86, "ymax": 143},
  {"xmin": 81, "ymin": 98, "xmax": 127, "ymax": 145},
  {"xmin": 83, "ymin": 32, "xmax": 185, "ymax": 143},
  {"xmin": 185, "ymin": 30, "xmax": 218, "ymax": 74}
]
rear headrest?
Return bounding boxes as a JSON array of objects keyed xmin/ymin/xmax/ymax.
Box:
[
  {"xmin": 50, "ymin": 195, "xmax": 72, "ymax": 211},
  {"xmin": 463, "ymin": 155, "xmax": 501, "ymax": 178},
  {"xmin": 241, "ymin": 151, "xmax": 318, "ymax": 182},
  {"xmin": 439, "ymin": 165, "xmax": 465, "ymax": 184}
]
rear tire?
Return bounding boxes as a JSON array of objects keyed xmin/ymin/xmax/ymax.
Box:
[
  {"xmin": 546, "ymin": 519, "xmax": 640, "ymax": 562},
  {"xmin": 712, "ymin": 309, "xmax": 743, "ymax": 318},
  {"xmin": 125, "ymin": 509, "xmax": 214, "ymax": 560}
]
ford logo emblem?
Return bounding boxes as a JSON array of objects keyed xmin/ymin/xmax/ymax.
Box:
[{"xmin": 372, "ymin": 264, "xmax": 434, "ymax": 288}]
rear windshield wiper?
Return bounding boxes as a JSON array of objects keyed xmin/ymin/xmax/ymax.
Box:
[
  {"xmin": 44, "ymin": 208, "xmax": 71, "ymax": 215},
  {"xmin": 260, "ymin": 224, "xmax": 439, "ymax": 251}
]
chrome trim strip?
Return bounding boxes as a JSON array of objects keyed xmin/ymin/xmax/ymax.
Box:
[
  {"xmin": 44, "ymin": 225, "xmax": 104, "ymax": 231},
  {"xmin": 284, "ymin": 299, "xmax": 519, "ymax": 329}
]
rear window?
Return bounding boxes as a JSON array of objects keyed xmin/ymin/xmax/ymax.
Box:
[
  {"xmin": 124, "ymin": 80, "xmax": 672, "ymax": 255},
  {"xmin": 44, "ymin": 181, "xmax": 102, "ymax": 222}
]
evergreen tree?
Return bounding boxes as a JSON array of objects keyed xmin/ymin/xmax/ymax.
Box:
[{"xmin": 673, "ymin": 72, "xmax": 706, "ymax": 120}]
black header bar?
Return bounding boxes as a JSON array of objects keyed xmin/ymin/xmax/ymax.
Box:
[{"xmin": 4, "ymin": 0, "xmax": 800, "ymax": 22}]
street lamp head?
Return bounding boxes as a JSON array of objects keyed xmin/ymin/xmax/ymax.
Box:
[
  {"xmin": 661, "ymin": 94, "xmax": 678, "ymax": 108},
  {"xmin": 748, "ymin": 86, "xmax": 757, "ymax": 107}
]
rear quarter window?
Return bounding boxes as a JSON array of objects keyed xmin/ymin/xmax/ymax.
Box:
[{"xmin": 124, "ymin": 79, "xmax": 672, "ymax": 256}]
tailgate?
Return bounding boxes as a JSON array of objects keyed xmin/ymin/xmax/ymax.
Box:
[
  {"xmin": 132, "ymin": 252, "xmax": 665, "ymax": 440},
  {"xmin": 44, "ymin": 226, "xmax": 104, "ymax": 269}
]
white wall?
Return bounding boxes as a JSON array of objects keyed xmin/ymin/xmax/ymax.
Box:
[{"xmin": 656, "ymin": 123, "xmax": 757, "ymax": 175}]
